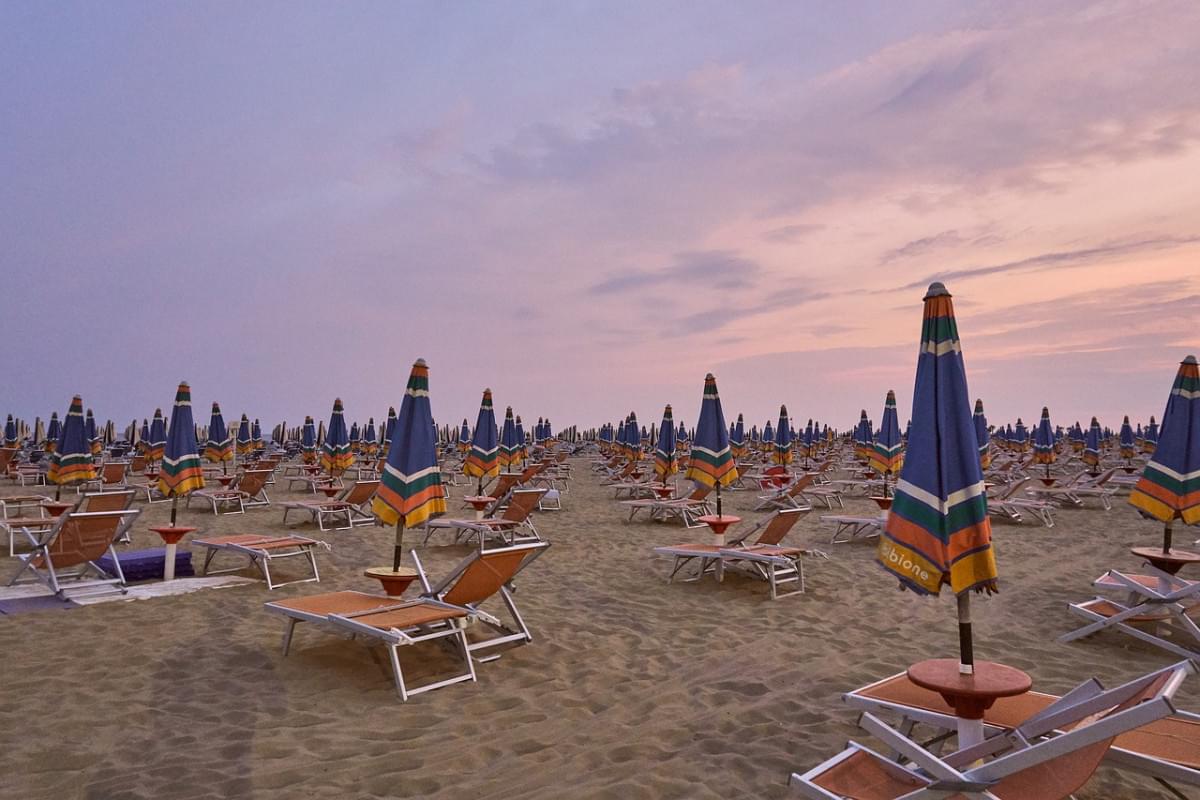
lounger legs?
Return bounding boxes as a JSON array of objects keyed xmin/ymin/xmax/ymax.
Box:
[{"xmin": 389, "ymin": 626, "xmax": 478, "ymax": 701}]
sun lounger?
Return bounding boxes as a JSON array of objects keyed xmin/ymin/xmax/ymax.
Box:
[
  {"xmin": 193, "ymin": 533, "xmax": 326, "ymax": 589},
  {"xmin": 623, "ymin": 484, "xmax": 712, "ymax": 528},
  {"xmin": 186, "ymin": 469, "xmax": 272, "ymax": 514},
  {"xmin": 822, "ymin": 513, "xmax": 885, "ymax": 544},
  {"xmin": 843, "ymin": 662, "xmax": 1200, "ymax": 797},
  {"xmin": 280, "ymin": 480, "xmax": 379, "ymax": 531},
  {"xmin": 264, "ymin": 541, "xmax": 549, "ymax": 700},
  {"xmin": 422, "ymin": 488, "xmax": 546, "ymax": 547},
  {"xmin": 790, "ymin": 660, "xmax": 1193, "ymax": 799},
  {"xmin": 1026, "ymin": 467, "xmax": 1120, "ymax": 510},
  {"xmin": 987, "ymin": 477, "xmax": 1056, "ymax": 527},
  {"xmin": 753, "ymin": 474, "xmax": 815, "ymax": 512},
  {"xmin": 79, "ymin": 490, "xmax": 137, "ymax": 541},
  {"xmin": 7, "ymin": 509, "xmax": 140, "ymax": 599},
  {"xmin": 79, "ymin": 461, "xmax": 129, "ymax": 493},
  {"xmin": 1, "ymin": 494, "xmax": 54, "ymax": 557}
]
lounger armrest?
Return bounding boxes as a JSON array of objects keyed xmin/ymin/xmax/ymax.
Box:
[{"xmin": 858, "ymin": 712, "xmax": 965, "ymax": 781}]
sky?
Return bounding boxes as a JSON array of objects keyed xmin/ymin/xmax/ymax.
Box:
[{"xmin": 3, "ymin": 0, "xmax": 1198, "ymax": 436}]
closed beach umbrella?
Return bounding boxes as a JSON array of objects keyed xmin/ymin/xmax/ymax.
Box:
[
  {"xmin": 319, "ymin": 399, "xmax": 353, "ymax": 477},
  {"xmin": 382, "ymin": 407, "xmax": 397, "ymax": 456},
  {"xmin": 676, "ymin": 420, "xmax": 689, "ymax": 453},
  {"xmin": 802, "ymin": 419, "xmax": 815, "ymax": 465},
  {"xmin": 515, "ymin": 415, "xmax": 527, "ymax": 464},
  {"xmin": 870, "ymin": 390, "xmax": 904, "ymax": 495},
  {"xmin": 1014, "ymin": 418, "xmax": 1029, "ymax": 452},
  {"xmin": 854, "ymin": 410, "xmax": 871, "ymax": 461},
  {"xmin": 685, "ymin": 373, "xmax": 738, "ymax": 516},
  {"xmin": 48, "ymin": 395, "xmax": 96, "ymax": 497},
  {"xmin": 464, "ymin": 389, "xmax": 500, "ymax": 494},
  {"xmin": 731, "ymin": 414, "xmax": 746, "ymax": 460},
  {"xmin": 762, "ymin": 419, "xmax": 775, "ymax": 452},
  {"xmin": 373, "ymin": 359, "xmax": 447, "ymax": 571},
  {"xmin": 236, "ymin": 414, "xmax": 253, "ymax": 456},
  {"xmin": 204, "ymin": 402, "xmax": 233, "ymax": 470},
  {"xmin": 349, "ymin": 421, "xmax": 360, "ymax": 453},
  {"xmin": 252, "ymin": 419, "xmax": 263, "ymax": 452},
  {"xmin": 85, "ymin": 409, "xmax": 101, "ymax": 456},
  {"xmin": 499, "ymin": 407, "xmax": 521, "ymax": 469},
  {"xmin": 301, "ymin": 416, "xmax": 317, "ymax": 463},
  {"xmin": 363, "ymin": 418, "xmax": 378, "ymax": 458},
  {"xmin": 877, "ymin": 283, "xmax": 997, "ymax": 684},
  {"xmin": 1129, "ymin": 355, "xmax": 1200, "ymax": 552},
  {"xmin": 3, "ymin": 414, "xmax": 16, "ymax": 448},
  {"xmin": 772, "ymin": 404, "xmax": 793, "ymax": 466},
  {"xmin": 973, "ymin": 400, "xmax": 991, "ymax": 470},
  {"xmin": 146, "ymin": 409, "xmax": 167, "ymax": 464},
  {"xmin": 654, "ymin": 404, "xmax": 677, "ymax": 481},
  {"xmin": 1120, "ymin": 415, "xmax": 1136, "ymax": 460},
  {"xmin": 1144, "ymin": 416, "xmax": 1159, "ymax": 454},
  {"xmin": 458, "ymin": 419, "xmax": 471, "ymax": 454},
  {"xmin": 1033, "ymin": 406, "xmax": 1056, "ymax": 482},
  {"xmin": 158, "ymin": 381, "xmax": 205, "ymax": 525},
  {"xmin": 45, "ymin": 412, "xmax": 61, "ymax": 453},
  {"xmin": 1082, "ymin": 417, "xmax": 1102, "ymax": 470},
  {"xmin": 625, "ymin": 412, "xmax": 641, "ymax": 462}
]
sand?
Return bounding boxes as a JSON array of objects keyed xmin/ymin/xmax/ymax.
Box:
[{"xmin": 0, "ymin": 456, "xmax": 1194, "ymax": 799}]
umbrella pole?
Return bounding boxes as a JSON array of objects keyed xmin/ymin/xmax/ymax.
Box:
[
  {"xmin": 170, "ymin": 494, "xmax": 178, "ymax": 527},
  {"xmin": 392, "ymin": 520, "xmax": 405, "ymax": 572},
  {"xmin": 1163, "ymin": 518, "xmax": 1174, "ymax": 555},
  {"xmin": 716, "ymin": 479, "xmax": 723, "ymax": 518},
  {"xmin": 957, "ymin": 592, "xmax": 974, "ymax": 675}
]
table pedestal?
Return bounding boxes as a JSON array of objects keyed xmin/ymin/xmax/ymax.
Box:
[{"xmin": 149, "ymin": 526, "xmax": 197, "ymax": 581}]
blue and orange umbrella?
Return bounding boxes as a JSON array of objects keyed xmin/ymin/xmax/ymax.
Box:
[
  {"xmin": 515, "ymin": 415, "xmax": 527, "ymax": 465},
  {"xmin": 204, "ymin": 402, "xmax": 233, "ymax": 469},
  {"xmin": 1033, "ymin": 406, "xmax": 1056, "ymax": 481},
  {"xmin": 145, "ymin": 409, "xmax": 167, "ymax": 464},
  {"xmin": 363, "ymin": 418, "xmax": 379, "ymax": 458},
  {"xmin": 45, "ymin": 412, "xmax": 60, "ymax": 454},
  {"xmin": 877, "ymin": 283, "xmax": 997, "ymax": 675},
  {"xmin": 654, "ymin": 404, "xmax": 677, "ymax": 481},
  {"xmin": 235, "ymin": 414, "xmax": 253, "ymax": 457},
  {"xmin": 772, "ymin": 405, "xmax": 793, "ymax": 466},
  {"xmin": 464, "ymin": 389, "xmax": 499, "ymax": 493},
  {"xmin": 676, "ymin": 420, "xmax": 689, "ymax": 453},
  {"xmin": 373, "ymin": 359, "xmax": 447, "ymax": 570},
  {"xmin": 1082, "ymin": 417, "xmax": 1102, "ymax": 470},
  {"xmin": 85, "ymin": 409, "xmax": 101, "ymax": 456},
  {"xmin": 48, "ymin": 395, "xmax": 96, "ymax": 496},
  {"xmin": 458, "ymin": 419, "xmax": 471, "ymax": 454},
  {"xmin": 625, "ymin": 412, "xmax": 641, "ymax": 462},
  {"xmin": 869, "ymin": 390, "xmax": 904, "ymax": 495},
  {"xmin": 730, "ymin": 414, "xmax": 746, "ymax": 460},
  {"xmin": 854, "ymin": 410, "xmax": 871, "ymax": 461},
  {"xmin": 382, "ymin": 407, "xmax": 397, "ymax": 457},
  {"xmin": 158, "ymin": 381, "xmax": 205, "ymax": 523},
  {"xmin": 973, "ymin": 400, "xmax": 991, "ymax": 470},
  {"xmin": 685, "ymin": 373, "xmax": 738, "ymax": 516},
  {"xmin": 252, "ymin": 419, "xmax": 263, "ymax": 453},
  {"xmin": 320, "ymin": 399, "xmax": 354, "ymax": 477},
  {"xmin": 499, "ymin": 407, "xmax": 521, "ymax": 470},
  {"xmin": 3, "ymin": 414, "xmax": 16, "ymax": 448},
  {"xmin": 1144, "ymin": 416, "xmax": 1159, "ymax": 454},
  {"xmin": 301, "ymin": 416, "xmax": 317, "ymax": 464},
  {"xmin": 1119, "ymin": 415, "xmax": 1136, "ymax": 460},
  {"xmin": 801, "ymin": 419, "xmax": 815, "ymax": 466},
  {"xmin": 349, "ymin": 421, "xmax": 360, "ymax": 453},
  {"xmin": 762, "ymin": 419, "xmax": 775, "ymax": 454},
  {"xmin": 1130, "ymin": 355, "xmax": 1200, "ymax": 551}
]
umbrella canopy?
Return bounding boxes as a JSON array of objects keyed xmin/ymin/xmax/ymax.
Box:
[
  {"xmin": 878, "ymin": 282, "xmax": 997, "ymax": 598},
  {"xmin": 458, "ymin": 419, "xmax": 471, "ymax": 454},
  {"xmin": 236, "ymin": 414, "xmax": 254, "ymax": 455},
  {"xmin": 973, "ymin": 399, "xmax": 991, "ymax": 470},
  {"xmin": 204, "ymin": 402, "xmax": 233, "ymax": 463},
  {"xmin": 252, "ymin": 419, "xmax": 263, "ymax": 451},
  {"xmin": 802, "ymin": 419, "xmax": 815, "ymax": 460},
  {"xmin": 499, "ymin": 407, "xmax": 521, "ymax": 469},
  {"xmin": 382, "ymin": 407, "xmax": 397, "ymax": 455},
  {"xmin": 158, "ymin": 382, "xmax": 205, "ymax": 497},
  {"xmin": 869, "ymin": 390, "xmax": 904, "ymax": 476},
  {"xmin": 145, "ymin": 409, "xmax": 167, "ymax": 462},
  {"xmin": 772, "ymin": 404, "xmax": 793, "ymax": 466},
  {"xmin": 3, "ymin": 414, "xmax": 16, "ymax": 448},
  {"xmin": 301, "ymin": 416, "xmax": 317, "ymax": 462},
  {"xmin": 45, "ymin": 412, "xmax": 60, "ymax": 453},
  {"xmin": 654, "ymin": 404, "xmax": 677, "ymax": 480},
  {"xmin": 320, "ymin": 399, "xmax": 353, "ymax": 476},
  {"xmin": 731, "ymin": 414, "xmax": 746, "ymax": 459},
  {"xmin": 84, "ymin": 409, "xmax": 101, "ymax": 455},
  {"xmin": 373, "ymin": 359, "xmax": 447, "ymax": 531},
  {"xmin": 515, "ymin": 415, "xmax": 527, "ymax": 461},
  {"xmin": 463, "ymin": 389, "xmax": 499, "ymax": 482},
  {"xmin": 1033, "ymin": 407, "xmax": 1056, "ymax": 466},
  {"xmin": 49, "ymin": 395, "xmax": 96, "ymax": 487},
  {"xmin": 685, "ymin": 374, "xmax": 738, "ymax": 489},
  {"xmin": 349, "ymin": 421, "xmax": 360, "ymax": 453},
  {"xmin": 1144, "ymin": 416, "xmax": 1159, "ymax": 454},
  {"xmin": 1130, "ymin": 355, "xmax": 1200, "ymax": 526},
  {"xmin": 762, "ymin": 420, "xmax": 775, "ymax": 447},
  {"xmin": 676, "ymin": 421, "xmax": 689, "ymax": 452},
  {"xmin": 854, "ymin": 410, "xmax": 871, "ymax": 460},
  {"xmin": 625, "ymin": 412, "xmax": 641, "ymax": 461},
  {"xmin": 1120, "ymin": 415, "xmax": 1136, "ymax": 459},
  {"xmin": 1082, "ymin": 417, "xmax": 1102, "ymax": 468},
  {"xmin": 1014, "ymin": 418, "xmax": 1028, "ymax": 451},
  {"xmin": 364, "ymin": 418, "xmax": 379, "ymax": 458}
]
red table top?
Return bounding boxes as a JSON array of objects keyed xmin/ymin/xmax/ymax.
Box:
[
  {"xmin": 464, "ymin": 495, "xmax": 496, "ymax": 507},
  {"xmin": 1131, "ymin": 547, "xmax": 1200, "ymax": 574},
  {"xmin": 907, "ymin": 659, "xmax": 1032, "ymax": 720},
  {"xmin": 149, "ymin": 526, "xmax": 197, "ymax": 545}
]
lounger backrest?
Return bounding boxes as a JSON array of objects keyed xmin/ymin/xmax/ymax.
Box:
[
  {"xmin": 101, "ymin": 462, "xmax": 127, "ymax": 484},
  {"xmin": 754, "ymin": 508, "xmax": 805, "ymax": 546},
  {"xmin": 130, "ymin": 454, "xmax": 146, "ymax": 472},
  {"xmin": 518, "ymin": 464, "xmax": 543, "ymax": 483},
  {"xmin": 686, "ymin": 485, "xmax": 711, "ymax": 502},
  {"xmin": 442, "ymin": 545, "xmax": 544, "ymax": 606},
  {"xmin": 343, "ymin": 480, "xmax": 380, "ymax": 505},
  {"xmin": 81, "ymin": 490, "xmax": 135, "ymax": 512},
  {"xmin": 34, "ymin": 510, "xmax": 138, "ymax": 569},
  {"xmin": 786, "ymin": 474, "xmax": 815, "ymax": 496},
  {"xmin": 490, "ymin": 473, "xmax": 519, "ymax": 499},
  {"xmin": 0, "ymin": 448, "xmax": 17, "ymax": 471},
  {"xmin": 238, "ymin": 470, "xmax": 271, "ymax": 496},
  {"xmin": 500, "ymin": 489, "xmax": 546, "ymax": 523}
]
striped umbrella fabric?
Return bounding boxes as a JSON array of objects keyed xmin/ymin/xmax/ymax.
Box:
[
  {"xmin": 363, "ymin": 418, "xmax": 378, "ymax": 458},
  {"xmin": 320, "ymin": 399, "xmax": 354, "ymax": 476},
  {"xmin": 654, "ymin": 404, "xmax": 677, "ymax": 480},
  {"xmin": 301, "ymin": 416, "xmax": 317, "ymax": 463},
  {"xmin": 85, "ymin": 409, "xmax": 101, "ymax": 456},
  {"xmin": 1033, "ymin": 407, "xmax": 1056, "ymax": 466},
  {"xmin": 252, "ymin": 419, "xmax": 263, "ymax": 451},
  {"xmin": 499, "ymin": 407, "xmax": 521, "ymax": 469},
  {"xmin": 772, "ymin": 404, "xmax": 793, "ymax": 466},
  {"xmin": 1129, "ymin": 355, "xmax": 1200, "ymax": 529},
  {"xmin": 685, "ymin": 374, "xmax": 738, "ymax": 489},
  {"xmin": 463, "ymin": 389, "xmax": 499, "ymax": 483},
  {"xmin": 802, "ymin": 419, "xmax": 815, "ymax": 461},
  {"xmin": 515, "ymin": 415, "xmax": 527, "ymax": 463},
  {"xmin": 973, "ymin": 399, "xmax": 991, "ymax": 470},
  {"xmin": 382, "ymin": 407, "xmax": 397, "ymax": 456},
  {"xmin": 1119, "ymin": 415, "xmax": 1136, "ymax": 459},
  {"xmin": 349, "ymin": 421, "xmax": 360, "ymax": 453},
  {"xmin": 48, "ymin": 395, "xmax": 96, "ymax": 487},
  {"xmin": 625, "ymin": 412, "xmax": 641, "ymax": 461},
  {"xmin": 676, "ymin": 421, "xmax": 689, "ymax": 453},
  {"xmin": 146, "ymin": 409, "xmax": 167, "ymax": 463},
  {"xmin": 204, "ymin": 403, "xmax": 233, "ymax": 463},
  {"xmin": 1014, "ymin": 418, "xmax": 1028, "ymax": 451},
  {"xmin": 878, "ymin": 283, "xmax": 997, "ymax": 599},
  {"xmin": 458, "ymin": 419, "xmax": 471, "ymax": 454},
  {"xmin": 45, "ymin": 412, "xmax": 60, "ymax": 453},
  {"xmin": 854, "ymin": 410, "xmax": 871, "ymax": 460},
  {"xmin": 730, "ymin": 414, "xmax": 746, "ymax": 459},
  {"xmin": 3, "ymin": 414, "xmax": 16, "ymax": 448},
  {"xmin": 869, "ymin": 390, "xmax": 904, "ymax": 477},
  {"xmin": 158, "ymin": 382, "xmax": 205, "ymax": 497},
  {"xmin": 1082, "ymin": 417, "xmax": 1102, "ymax": 468},
  {"xmin": 236, "ymin": 414, "xmax": 253, "ymax": 455},
  {"xmin": 373, "ymin": 359, "xmax": 447, "ymax": 535},
  {"xmin": 762, "ymin": 419, "xmax": 775, "ymax": 451},
  {"xmin": 1144, "ymin": 416, "xmax": 1159, "ymax": 454}
]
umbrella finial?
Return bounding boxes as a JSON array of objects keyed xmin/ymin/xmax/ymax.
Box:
[
  {"xmin": 924, "ymin": 282, "xmax": 951, "ymax": 299},
  {"xmin": 1183, "ymin": 355, "xmax": 1197, "ymax": 365}
]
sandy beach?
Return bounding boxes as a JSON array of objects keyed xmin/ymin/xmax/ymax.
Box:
[{"xmin": 0, "ymin": 456, "xmax": 1191, "ymax": 800}]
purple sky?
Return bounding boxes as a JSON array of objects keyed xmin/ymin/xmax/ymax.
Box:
[{"xmin": 4, "ymin": 1, "xmax": 1198, "ymax": 435}]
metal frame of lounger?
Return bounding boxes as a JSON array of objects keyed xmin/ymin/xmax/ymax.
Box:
[
  {"xmin": 1, "ymin": 494, "xmax": 52, "ymax": 557},
  {"xmin": 623, "ymin": 491, "xmax": 712, "ymax": 528},
  {"xmin": 843, "ymin": 666, "xmax": 1200, "ymax": 799},
  {"xmin": 987, "ymin": 478, "xmax": 1056, "ymax": 527},
  {"xmin": 717, "ymin": 545, "xmax": 825, "ymax": 599},
  {"xmin": 78, "ymin": 461, "xmax": 129, "ymax": 493},
  {"xmin": 280, "ymin": 480, "xmax": 379, "ymax": 531},
  {"xmin": 194, "ymin": 534, "xmax": 324, "ymax": 589},
  {"xmin": 821, "ymin": 514, "xmax": 883, "ymax": 544},
  {"xmin": 7, "ymin": 509, "xmax": 140, "ymax": 599},
  {"xmin": 186, "ymin": 469, "xmax": 272, "ymax": 515},
  {"xmin": 1060, "ymin": 566, "xmax": 1200, "ymax": 662},
  {"xmin": 422, "ymin": 489, "xmax": 545, "ymax": 548},
  {"xmin": 790, "ymin": 662, "xmax": 1192, "ymax": 800}
]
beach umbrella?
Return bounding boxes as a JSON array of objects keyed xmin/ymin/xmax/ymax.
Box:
[
  {"xmin": 458, "ymin": 419, "xmax": 471, "ymax": 454},
  {"xmin": 515, "ymin": 415, "xmax": 527, "ymax": 465},
  {"xmin": 1144, "ymin": 416, "xmax": 1159, "ymax": 454},
  {"xmin": 499, "ymin": 407, "xmax": 521, "ymax": 470},
  {"xmin": 1119, "ymin": 415, "xmax": 1136, "ymax": 460},
  {"xmin": 625, "ymin": 412, "xmax": 641, "ymax": 461},
  {"xmin": 1014, "ymin": 418, "xmax": 1029, "ymax": 452},
  {"xmin": 973, "ymin": 400, "xmax": 991, "ymax": 470},
  {"xmin": 463, "ymin": 389, "xmax": 500, "ymax": 494},
  {"xmin": 204, "ymin": 402, "xmax": 233, "ymax": 472},
  {"xmin": 685, "ymin": 373, "xmax": 738, "ymax": 517},
  {"xmin": 48, "ymin": 395, "xmax": 96, "ymax": 498},
  {"xmin": 731, "ymin": 414, "xmax": 746, "ymax": 460},
  {"xmin": 676, "ymin": 420, "xmax": 689, "ymax": 453},
  {"xmin": 772, "ymin": 404, "xmax": 793, "ymax": 466},
  {"xmin": 45, "ymin": 412, "xmax": 60, "ymax": 453},
  {"xmin": 869, "ymin": 390, "xmax": 904, "ymax": 496},
  {"xmin": 363, "ymin": 418, "xmax": 378, "ymax": 458},
  {"xmin": 252, "ymin": 419, "xmax": 263, "ymax": 452},
  {"xmin": 801, "ymin": 419, "xmax": 815, "ymax": 466},
  {"xmin": 1082, "ymin": 417, "xmax": 1102, "ymax": 470},
  {"xmin": 104, "ymin": 419, "xmax": 115, "ymax": 447},
  {"xmin": 877, "ymin": 283, "xmax": 997, "ymax": 691},
  {"xmin": 762, "ymin": 419, "xmax": 775, "ymax": 452},
  {"xmin": 654, "ymin": 404, "xmax": 677, "ymax": 481},
  {"xmin": 382, "ymin": 407, "xmax": 397, "ymax": 456},
  {"xmin": 3, "ymin": 414, "xmax": 16, "ymax": 448},
  {"xmin": 854, "ymin": 410, "xmax": 870, "ymax": 460},
  {"xmin": 236, "ymin": 414, "xmax": 253, "ymax": 457},
  {"xmin": 1032, "ymin": 406, "xmax": 1057, "ymax": 485},
  {"xmin": 1130, "ymin": 355, "xmax": 1200, "ymax": 552},
  {"xmin": 373, "ymin": 359, "xmax": 447, "ymax": 572},
  {"xmin": 84, "ymin": 409, "xmax": 101, "ymax": 456},
  {"xmin": 145, "ymin": 409, "xmax": 167, "ymax": 464},
  {"xmin": 301, "ymin": 416, "xmax": 317, "ymax": 463},
  {"xmin": 349, "ymin": 421, "xmax": 360, "ymax": 453},
  {"xmin": 158, "ymin": 381, "xmax": 205, "ymax": 527},
  {"xmin": 34, "ymin": 417, "xmax": 45, "ymax": 449},
  {"xmin": 319, "ymin": 399, "xmax": 353, "ymax": 478}
]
